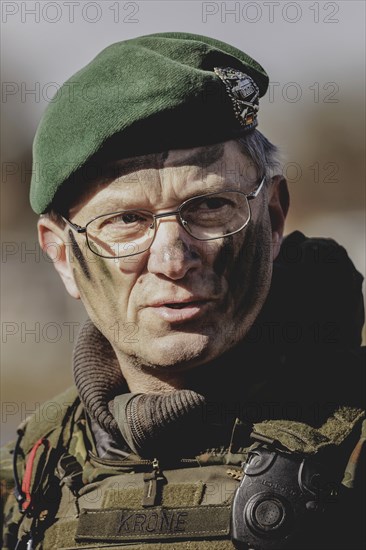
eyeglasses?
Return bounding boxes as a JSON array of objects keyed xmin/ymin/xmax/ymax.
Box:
[{"xmin": 62, "ymin": 176, "xmax": 265, "ymax": 259}]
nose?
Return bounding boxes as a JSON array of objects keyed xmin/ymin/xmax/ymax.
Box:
[{"xmin": 147, "ymin": 216, "xmax": 201, "ymax": 280}]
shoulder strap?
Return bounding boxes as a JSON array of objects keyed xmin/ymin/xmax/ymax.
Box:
[{"xmin": 251, "ymin": 405, "xmax": 365, "ymax": 454}]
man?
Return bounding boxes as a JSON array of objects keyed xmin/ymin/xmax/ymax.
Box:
[{"xmin": 1, "ymin": 32, "xmax": 365, "ymax": 550}]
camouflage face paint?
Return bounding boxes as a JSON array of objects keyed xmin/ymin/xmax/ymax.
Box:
[
  {"xmin": 211, "ymin": 203, "xmax": 272, "ymax": 332},
  {"xmin": 213, "ymin": 235, "xmax": 235, "ymax": 278},
  {"xmin": 229, "ymin": 220, "xmax": 271, "ymax": 317},
  {"xmin": 69, "ymin": 230, "xmax": 91, "ymax": 280}
]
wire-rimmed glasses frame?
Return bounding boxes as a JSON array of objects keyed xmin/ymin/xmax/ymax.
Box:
[{"xmin": 62, "ymin": 176, "xmax": 266, "ymax": 259}]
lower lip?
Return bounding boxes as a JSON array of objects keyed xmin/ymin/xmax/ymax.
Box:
[{"xmin": 149, "ymin": 302, "xmax": 210, "ymax": 322}]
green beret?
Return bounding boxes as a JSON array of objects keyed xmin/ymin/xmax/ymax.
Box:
[{"xmin": 30, "ymin": 32, "xmax": 269, "ymax": 214}]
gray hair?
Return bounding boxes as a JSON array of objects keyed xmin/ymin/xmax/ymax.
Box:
[{"xmin": 236, "ymin": 130, "xmax": 283, "ymax": 183}]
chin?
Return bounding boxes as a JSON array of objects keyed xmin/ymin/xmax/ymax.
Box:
[
  {"xmin": 130, "ymin": 331, "xmax": 218, "ymax": 371},
  {"xmin": 136, "ymin": 321, "xmax": 253, "ymax": 370}
]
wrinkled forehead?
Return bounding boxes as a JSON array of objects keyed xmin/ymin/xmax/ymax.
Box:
[
  {"xmin": 102, "ymin": 142, "xmax": 227, "ymax": 175},
  {"xmin": 100, "ymin": 140, "xmax": 257, "ymax": 182},
  {"xmin": 68, "ymin": 140, "xmax": 257, "ymax": 213}
]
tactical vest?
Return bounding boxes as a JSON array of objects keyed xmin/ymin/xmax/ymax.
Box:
[{"xmin": 2, "ymin": 386, "xmax": 365, "ymax": 550}]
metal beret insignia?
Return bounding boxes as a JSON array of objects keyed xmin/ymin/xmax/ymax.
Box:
[{"xmin": 214, "ymin": 67, "xmax": 259, "ymax": 130}]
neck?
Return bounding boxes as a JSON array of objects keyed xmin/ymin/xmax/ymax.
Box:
[
  {"xmin": 113, "ymin": 338, "xmax": 264, "ymax": 397},
  {"xmin": 116, "ymin": 356, "xmax": 188, "ymax": 393},
  {"xmin": 112, "ymin": 346, "xmax": 198, "ymax": 393}
]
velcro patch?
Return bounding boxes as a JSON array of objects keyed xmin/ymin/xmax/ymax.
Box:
[{"xmin": 75, "ymin": 505, "xmax": 231, "ymax": 542}]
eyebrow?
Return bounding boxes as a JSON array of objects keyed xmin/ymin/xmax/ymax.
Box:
[{"xmin": 87, "ymin": 180, "xmax": 244, "ymax": 217}]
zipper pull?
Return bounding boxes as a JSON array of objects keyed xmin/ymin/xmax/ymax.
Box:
[{"xmin": 142, "ymin": 458, "xmax": 163, "ymax": 507}]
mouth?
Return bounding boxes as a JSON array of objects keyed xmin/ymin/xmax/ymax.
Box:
[
  {"xmin": 163, "ymin": 301, "xmax": 203, "ymax": 309},
  {"xmin": 147, "ymin": 299, "xmax": 211, "ymax": 323}
]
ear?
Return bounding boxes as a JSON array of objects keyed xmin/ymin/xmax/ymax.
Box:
[
  {"xmin": 267, "ymin": 176, "xmax": 290, "ymax": 260},
  {"xmin": 37, "ymin": 216, "xmax": 80, "ymax": 299}
]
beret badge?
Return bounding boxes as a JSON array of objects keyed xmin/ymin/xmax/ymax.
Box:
[{"xmin": 214, "ymin": 67, "xmax": 260, "ymax": 130}]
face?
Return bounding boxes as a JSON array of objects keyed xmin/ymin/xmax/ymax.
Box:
[{"xmin": 39, "ymin": 140, "xmax": 288, "ymax": 387}]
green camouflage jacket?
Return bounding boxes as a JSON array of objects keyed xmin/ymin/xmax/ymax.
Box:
[{"xmin": 1, "ymin": 384, "xmax": 365, "ymax": 550}]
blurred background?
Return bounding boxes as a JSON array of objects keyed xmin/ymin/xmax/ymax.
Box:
[{"xmin": 1, "ymin": 0, "xmax": 365, "ymax": 444}]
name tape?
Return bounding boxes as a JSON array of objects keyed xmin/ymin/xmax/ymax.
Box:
[{"xmin": 76, "ymin": 505, "xmax": 231, "ymax": 542}]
